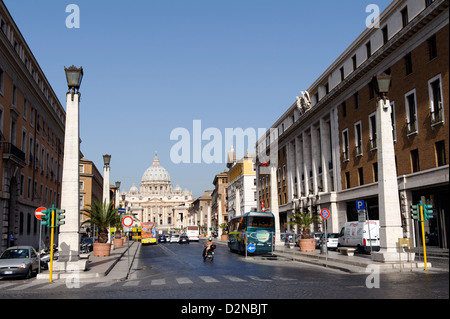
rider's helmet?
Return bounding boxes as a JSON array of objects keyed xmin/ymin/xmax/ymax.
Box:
[{"xmin": 209, "ymin": 238, "xmax": 212, "ymax": 241}]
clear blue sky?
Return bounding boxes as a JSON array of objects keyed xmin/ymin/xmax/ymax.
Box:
[{"xmin": 4, "ymin": 0, "xmax": 391, "ymax": 197}]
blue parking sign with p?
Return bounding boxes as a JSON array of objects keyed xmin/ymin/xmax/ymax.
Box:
[{"xmin": 356, "ymin": 200, "xmax": 365, "ymax": 211}]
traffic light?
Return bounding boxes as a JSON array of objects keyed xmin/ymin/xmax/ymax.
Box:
[
  {"xmin": 410, "ymin": 204, "xmax": 420, "ymax": 221},
  {"xmin": 41, "ymin": 209, "xmax": 52, "ymax": 227},
  {"xmin": 55, "ymin": 209, "xmax": 66, "ymax": 227},
  {"xmin": 423, "ymin": 204, "xmax": 434, "ymax": 221}
]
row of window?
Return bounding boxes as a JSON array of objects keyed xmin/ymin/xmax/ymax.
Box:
[
  {"xmin": 17, "ymin": 172, "xmax": 59, "ymax": 207},
  {"xmin": 343, "ymin": 140, "xmax": 446, "ymax": 189},
  {"xmin": 1, "ymin": 13, "xmax": 65, "ymax": 124},
  {"xmin": 312, "ymin": 1, "xmax": 438, "ymax": 106},
  {"xmin": 342, "ymin": 73, "xmax": 445, "ymax": 160}
]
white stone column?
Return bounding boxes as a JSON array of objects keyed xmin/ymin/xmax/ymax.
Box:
[
  {"xmin": 103, "ymin": 165, "xmax": 110, "ymax": 206},
  {"xmin": 207, "ymin": 204, "xmax": 211, "ymax": 238},
  {"xmin": 218, "ymin": 194, "xmax": 223, "ymax": 236},
  {"xmin": 372, "ymin": 98, "xmax": 405, "ymax": 263},
  {"xmin": 56, "ymin": 92, "xmax": 87, "ymax": 270},
  {"xmin": 270, "ymin": 164, "xmax": 281, "ymax": 246}
]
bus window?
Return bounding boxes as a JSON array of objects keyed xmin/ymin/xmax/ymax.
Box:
[{"xmin": 248, "ymin": 217, "xmax": 274, "ymax": 228}]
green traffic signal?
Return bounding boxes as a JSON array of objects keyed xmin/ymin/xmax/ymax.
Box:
[
  {"xmin": 410, "ymin": 204, "xmax": 419, "ymax": 221},
  {"xmin": 56, "ymin": 209, "xmax": 66, "ymax": 226},
  {"xmin": 41, "ymin": 209, "xmax": 52, "ymax": 227},
  {"xmin": 423, "ymin": 204, "xmax": 433, "ymax": 221}
]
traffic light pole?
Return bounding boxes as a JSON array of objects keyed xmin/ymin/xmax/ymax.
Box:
[
  {"xmin": 419, "ymin": 205, "xmax": 428, "ymax": 270},
  {"xmin": 49, "ymin": 207, "xmax": 55, "ymax": 282}
]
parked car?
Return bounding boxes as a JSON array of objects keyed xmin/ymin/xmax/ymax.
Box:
[
  {"xmin": 321, "ymin": 233, "xmax": 339, "ymax": 250},
  {"xmin": 158, "ymin": 235, "xmax": 167, "ymax": 243},
  {"xmin": 179, "ymin": 235, "xmax": 190, "ymax": 244},
  {"xmin": 0, "ymin": 246, "xmax": 40, "ymax": 279},
  {"xmin": 170, "ymin": 234, "xmax": 180, "ymax": 243}
]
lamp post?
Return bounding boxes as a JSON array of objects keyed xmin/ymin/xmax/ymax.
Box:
[
  {"xmin": 371, "ymin": 73, "xmax": 406, "ymax": 263},
  {"xmin": 57, "ymin": 66, "xmax": 87, "ymax": 271},
  {"xmin": 115, "ymin": 181, "xmax": 121, "ymax": 209},
  {"xmin": 102, "ymin": 154, "xmax": 111, "ymax": 206}
]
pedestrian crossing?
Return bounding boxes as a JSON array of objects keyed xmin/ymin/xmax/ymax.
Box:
[{"xmin": 0, "ymin": 274, "xmax": 298, "ymax": 291}]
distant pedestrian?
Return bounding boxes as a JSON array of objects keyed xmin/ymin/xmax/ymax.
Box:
[
  {"xmin": 9, "ymin": 232, "xmax": 15, "ymax": 247},
  {"xmin": 45, "ymin": 236, "xmax": 50, "ymax": 250}
]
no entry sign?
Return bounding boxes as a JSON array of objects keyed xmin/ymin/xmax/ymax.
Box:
[
  {"xmin": 122, "ymin": 215, "xmax": 133, "ymax": 228},
  {"xmin": 35, "ymin": 207, "xmax": 47, "ymax": 220}
]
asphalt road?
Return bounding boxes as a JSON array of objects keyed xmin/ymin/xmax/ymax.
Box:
[{"xmin": 0, "ymin": 240, "xmax": 448, "ymax": 305}]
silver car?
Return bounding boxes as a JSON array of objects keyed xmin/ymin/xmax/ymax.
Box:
[{"xmin": 0, "ymin": 246, "xmax": 39, "ymax": 279}]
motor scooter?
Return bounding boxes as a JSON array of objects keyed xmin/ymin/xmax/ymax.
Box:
[
  {"xmin": 203, "ymin": 245, "xmax": 216, "ymax": 262},
  {"xmin": 39, "ymin": 246, "xmax": 59, "ymax": 270}
]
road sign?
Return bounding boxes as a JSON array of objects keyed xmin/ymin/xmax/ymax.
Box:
[
  {"xmin": 118, "ymin": 208, "xmax": 126, "ymax": 214},
  {"xmin": 122, "ymin": 215, "xmax": 133, "ymax": 228},
  {"xmin": 356, "ymin": 200, "xmax": 365, "ymax": 211},
  {"xmin": 247, "ymin": 244, "xmax": 256, "ymax": 253},
  {"xmin": 320, "ymin": 208, "xmax": 330, "ymax": 220},
  {"xmin": 35, "ymin": 207, "xmax": 47, "ymax": 220}
]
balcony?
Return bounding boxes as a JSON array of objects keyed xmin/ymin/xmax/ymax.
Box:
[
  {"xmin": 1, "ymin": 142, "xmax": 26, "ymax": 167},
  {"xmin": 431, "ymin": 102, "xmax": 444, "ymax": 126}
]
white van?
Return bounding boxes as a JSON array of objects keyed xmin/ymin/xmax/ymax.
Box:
[{"xmin": 338, "ymin": 220, "xmax": 380, "ymax": 253}]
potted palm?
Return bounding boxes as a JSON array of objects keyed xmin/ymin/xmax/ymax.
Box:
[
  {"xmin": 219, "ymin": 223, "xmax": 228, "ymax": 241},
  {"xmin": 82, "ymin": 200, "xmax": 119, "ymax": 256},
  {"xmin": 113, "ymin": 221, "xmax": 124, "ymax": 248},
  {"xmin": 288, "ymin": 210, "xmax": 320, "ymax": 252}
]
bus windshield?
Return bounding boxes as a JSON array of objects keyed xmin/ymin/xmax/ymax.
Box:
[{"xmin": 248, "ymin": 216, "xmax": 274, "ymax": 228}]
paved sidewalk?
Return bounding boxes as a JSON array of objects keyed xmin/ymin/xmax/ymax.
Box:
[
  {"xmin": 36, "ymin": 240, "xmax": 140, "ymax": 282},
  {"xmin": 213, "ymin": 238, "xmax": 449, "ymax": 274}
]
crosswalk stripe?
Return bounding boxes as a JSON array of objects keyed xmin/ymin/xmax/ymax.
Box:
[
  {"xmin": 151, "ymin": 278, "xmax": 165, "ymax": 285},
  {"xmin": 95, "ymin": 281, "xmax": 116, "ymax": 288},
  {"xmin": 223, "ymin": 275, "xmax": 246, "ymax": 282},
  {"xmin": 38, "ymin": 281, "xmax": 66, "ymax": 289},
  {"xmin": 9, "ymin": 280, "xmax": 45, "ymax": 290},
  {"xmin": 248, "ymin": 276, "xmax": 272, "ymax": 282},
  {"xmin": 1, "ymin": 274, "xmax": 298, "ymax": 291},
  {"xmin": 199, "ymin": 276, "xmax": 219, "ymax": 283},
  {"xmin": 123, "ymin": 280, "xmax": 140, "ymax": 287},
  {"xmin": 176, "ymin": 277, "xmax": 193, "ymax": 284}
]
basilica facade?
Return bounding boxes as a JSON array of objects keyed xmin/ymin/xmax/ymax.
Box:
[{"xmin": 122, "ymin": 153, "xmax": 193, "ymax": 233}]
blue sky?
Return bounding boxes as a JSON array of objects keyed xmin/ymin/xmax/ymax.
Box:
[{"xmin": 4, "ymin": 0, "xmax": 391, "ymax": 197}]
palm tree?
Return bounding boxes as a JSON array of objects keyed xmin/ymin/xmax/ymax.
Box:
[
  {"xmin": 82, "ymin": 200, "xmax": 119, "ymax": 244},
  {"xmin": 288, "ymin": 209, "xmax": 320, "ymax": 238}
]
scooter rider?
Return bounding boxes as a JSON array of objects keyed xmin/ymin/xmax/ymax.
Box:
[{"xmin": 203, "ymin": 238, "xmax": 213, "ymax": 257}]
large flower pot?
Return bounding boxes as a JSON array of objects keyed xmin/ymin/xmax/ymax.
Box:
[
  {"xmin": 113, "ymin": 238, "xmax": 123, "ymax": 247},
  {"xmin": 221, "ymin": 234, "xmax": 228, "ymax": 241},
  {"xmin": 298, "ymin": 238, "xmax": 316, "ymax": 252},
  {"xmin": 93, "ymin": 243, "xmax": 111, "ymax": 257}
]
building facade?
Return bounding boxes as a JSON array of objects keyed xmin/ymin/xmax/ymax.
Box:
[
  {"xmin": 1, "ymin": 1, "xmax": 66, "ymax": 250},
  {"xmin": 256, "ymin": 0, "xmax": 449, "ymax": 248},
  {"xmin": 123, "ymin": 153, "xmax": 194, "ymax": 232},
  {"xmin": 79, "ymin": 158, "xmax": 103, "ymax": 235},
  {"xmin": 211, "ymin": 171, "xmax": 229, "ymax": 235},
  {"xmin": 227, "ymin": 147, "xmax": 257, "ymax": 219},
  {"xmin": 188, "ymin": 190, "xmax": 212, "ymax": 235}
]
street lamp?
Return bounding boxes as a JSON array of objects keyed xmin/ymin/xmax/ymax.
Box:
[
  {"xmin": 372, "ymin": 72, "xmax": 405, "ymax": 263},
  {"xmin": 64, "ymin": 65, "xmax": 83, "ymax": 92},
  {"xmin": 376, "ymin": 72, "xmax": 391, "ymax": 106},
  {"xmin": 102, "ymin": 154, "xmax": 111, "ymax": 206},
  {"xmin": 103, "ymin": 154, "xmax": 111, "ymax": 167},
  {"xmin": 57, "ymin": 65, "xmax": 87, "ymax": 271}
]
